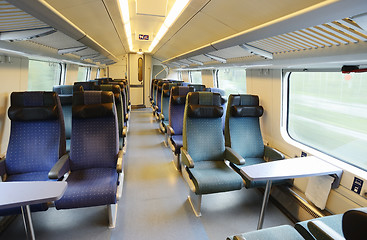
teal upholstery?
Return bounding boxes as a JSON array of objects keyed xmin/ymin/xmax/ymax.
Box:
[
  {"xmin": 295, "ymin": 213, "xmax": 343, "ymax": 240},
  {"xmin": 227, "ymin": 225, "xmax": 305, "ymax": 240},
  {"xmin": 160, "ymin": 82, "xmax": 180, "ymax": 132},
  {"xmin": 225, "ymin": 94, "xmax": 286, "ymax": 188},
  {"xmin": 182, "ymin": 92, "xmax": 243, "ymax": 195}
]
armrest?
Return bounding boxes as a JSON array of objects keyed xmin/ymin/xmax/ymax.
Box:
[
  {"xmin": 116, "ymin": 150, "xmax": 123, "ymax": 173},
  {"xmin": 181, "ymin": 148, "xmax": 194, "ymax": 168},
  {"xmin": 166, "ymin": 125, "xmax": 175, "ymax": 136},
  {"xmin": 0, "ymin": 157, "xmax": 6, "ymax": 176},
  {"xmin": 225, "ymin": 147, "xmax": 245, "ymax": 165},
  {"xmin": 122, "ymin": 126, "xmax": 127, "ymax": 138},
  {"xmin": 264, "ymin": 145, "xmax": 285, "ymax": 161},
  {"xmin": 307, "ymin": 220, "xmax": 345, "ymax": 240},
  {"xmin": 159, "ymin": 113, "xmax": 165, "ymax": 121},
  {"xmin": 125, "ymin": 113, "xmax": 129, "ymax": 121},
  {"xmin": 48, "ymin": 153, "xmax": 70, "ymax": 179}
]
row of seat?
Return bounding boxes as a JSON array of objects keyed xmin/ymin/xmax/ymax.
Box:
[
  {"xmin": 150, "ymin": 80, "xmax": 366, "ymax": 239},
  {"xmin": 0, "ymin": 78, "xmax": 130, "ymax": 229},
  {"xmin": 149, "ymin": 79, "xmax": 286, "ymax": 217}
]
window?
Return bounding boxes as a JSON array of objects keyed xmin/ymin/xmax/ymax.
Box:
[
  {"xmin": 216, "ymin": 68, "xmax": 246, "ymax": 97},
  {"xmin": 28, "ymin": 60, "xmax": 61, "ymax": 91},
  {"xmin": 77, "ymin": 66, "xmax": 89, "ymax": 81},
  {"xmin": 190, "ymin": 71, "xmax": 202, "ymax": 84},
  {"xmin": 285, "ymin": 71, "xmax": 367, "ymax": 170}
]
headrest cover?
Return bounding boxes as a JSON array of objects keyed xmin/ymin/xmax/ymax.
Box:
[
  {"xmin": 170, "ymin": 86, "xmax": 194, "ymax": 105},
  {"xmin": 189, "ymin": 84, "xmax": 206, "ymax": 92},
  {"xmin": 342, "ymin": 208, "xmax": 367, "ymax": 240},
  {"xmin": 162, "ymin": 83, "xmax": 180, "ymax": 97},
  {"xmin": 59, "ymin": 95, "xmax": 73, "ymax": 105},
  {"xmin": 72, "ymin": 91, "xmax": 115, "ymax": 119},
  {"xmin": 8, "ymin": 92, "xmax": 59, "ymax": 121},
  {"xmin": 186, "ymin": 92, "xmax": 223, "ymax": 118},
  {"xmin": 229, "ymin": 94, "xmax": 263, "ymax": 117}
]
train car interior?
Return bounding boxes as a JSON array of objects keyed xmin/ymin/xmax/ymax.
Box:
[{"xmin": 0, "ymin": 0, "xmax": 367, "ymax": 239}]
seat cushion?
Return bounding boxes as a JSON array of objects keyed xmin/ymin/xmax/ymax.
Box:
[
  {"xmin": 295, "ymin": 213, "xmax": 343, "ymax": 240},
  {"xmin": 55, "ymin": 168, "xmax": 118, "ymax": 209},
  {"xmin": 171, "ymin": 135, "xmax": 183, "ymax": 154},
  {"xmin": 187, "ymin": 161, "xmax": 243, "ymax": 195},
  {"xmin": 230, "ymin": 158, "xmax": 289, "ymax": 189},
  {"xmin": 229, "ymin": 225, "xmax": 304, "ymax": 240}
]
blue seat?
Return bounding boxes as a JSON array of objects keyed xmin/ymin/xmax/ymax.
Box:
[
  {"xmin": 53, "ymin": 85, "xmax": 73, "ymax": 96},
  {"xmin": 150, "ymin": 79, "xmax": 159, "ymax": 104},
  {"xmin": 224, "ymin": 94, "xmax": 286, "ymax": 188},
  {"xmin": 154, "ymin": 80, "xmax": 170, "ymax": 120},
  {"xmin": 159, "ymin": 82, "xmax": 181, "ymax": 138},
  {"xmin": 100, "ymin": 84, "xmax": 126, "ymax": 150},
  {"xmin": 50, "ymin": 91, "xmax": 123, "ymax": 228},
  {"xmin": 110, "ymin": 81, "xmax": 129, "ymax": 132},
  {"xmin": 181, "ymin": 92, "xmax": 244, "ymax": 216},
  {"xmin": 166, "ymin": 86, "xmax": 194, "ymax": 170},
  {"xmin": 0, "ymin": 91, "xmax": 66, "ymax": 216}
]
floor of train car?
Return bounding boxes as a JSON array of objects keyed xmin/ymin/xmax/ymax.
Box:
[{"xmin": 0, "ymin": 108, "xmax": 293, "ymax": 240}]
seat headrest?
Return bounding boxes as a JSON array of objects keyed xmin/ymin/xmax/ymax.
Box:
[
  {"xmin": 162, "ymin": 83, "xmax": 181, "ymax": 97},
  {"xmin": 8, "ymin": 92, "xmax": 59, "ymax": 121},
  {"xmin": 59, "ymin": 95, "xmax": 73, "ymax": 105},
  {"xmin": 229, "ymin": 94, "xmax": 263, "ymax": 117},
  {"xmin": 72, "ymin": 91, "xmax": 115, "ymax": 119},
  {"xmin": 100, "ymin": 84, "xmax": 121, "ymax": 101},
  {"xmin": 73, "ymin": 82, "xmax": 100, "ymax": 91},
  {"xmin": 53, "ymin": 85, "xmax": 73, "ymax": 95},
  {"xmin": 188, "ymin": 84, "xmax": 206, "ymax": 92},
  {"xmin": 170, "ymin": 86, "xmax": 194, "ymax": 105},
  {"xmin": 186, "ymin": 92, "xmax": 223, "ymax": 118}
]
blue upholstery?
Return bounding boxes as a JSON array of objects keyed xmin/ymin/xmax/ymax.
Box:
[
  {"xmin": 182, "ymin": 92, "xmax": 243, "ymax": 196},
  {"xmin": 100, "ymin": 84, "xmax": 125, "ymax": 149},
  {"xmin": 227, "ymin": 225, "xmax": 305, "ymax": 240},
  {"xmin": 160, "ymin": 82, "xmax": 181, "ymax": 133},
  {"xmin": 55, "ymin": 91, "xmax": 120, "ymax": 213},
  {"xmin": 53, "ymin": 85, "xmax": 73, "ymax": 96},
  {"xmin": 0, "ymin": 91, "xmax": 66, "ymax": 216},
  {"xmin": 225, "ymin": 94, "xmax": 286, "ymax": 188}
]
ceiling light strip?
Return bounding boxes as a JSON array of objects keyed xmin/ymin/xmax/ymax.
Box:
[
  {"xmin": 148, "ymin": 0, "xmax": 190, "ymax": 52},
  {"xmin": 118, "ymin": 0, "xmax": 133, "ymax": 51}
]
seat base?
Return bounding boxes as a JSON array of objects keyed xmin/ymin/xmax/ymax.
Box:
[{"xmin": 188, "ymin": 190, "xmax": 202, "ymax": 217}]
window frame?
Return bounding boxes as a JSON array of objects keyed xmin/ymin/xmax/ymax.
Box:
[{"xmin": 281, "ymin": 69, "xmax": 367, "ymax": 175}]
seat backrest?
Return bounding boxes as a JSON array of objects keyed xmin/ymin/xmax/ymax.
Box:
[
  {"xmin": 151, "ymin": 79, "xmax": 159, "ymax": 100},
  {"xmin": 6, "ymin": 92, "xmax": 65, "ymax": 175},
  {"xmin": 100, "ymin": 84, "xmax": 123, "ymax": 137},
  {"xmin": 183, "ymin": 92, "xmax": 224, "ymax": 162},
  {"xmin": 53, "ymin": 85, "xmax": 73, "ymax": 96},
  {"xmin": 152, "ymin": 79, "xmax": 159, "ymax": 106},
  {"xmin": 342, "ymin": 208, "xmax": 367, "ymax": 240},
  {"xmin": 156, "ymin": 80, "xmax": 169, "ymax": 113},
  {"xmin": 208, "ymin": 88, "xmax": 227, "ymax": 130},
  {"xmin": 70, "ymin": 91, "xmax": 118, "ymax": 171},
  {"xmin": 169, "ymin": 86, "xmax": 194, "ymax": 135},
  {"xmin": 109, "ymin": 82, "xmax": 128, "ymax": 122},
  {"xmin": 225, "ymin": 94, "xmax": 264, "ymax": 158},
  {"xmin": 161, "ymin": 82, "xmax": 181, "ymax": 119},
  {"xmin": 188, "ymin": 84, "xmax": 206, "ymax": 92},
  {"xmin": 95, "ymin": 78, "xmax": 112, "ymax": 85},
  {"xmin": 73, "ymin": 81, "xmax": 100, "ymax": 92}
]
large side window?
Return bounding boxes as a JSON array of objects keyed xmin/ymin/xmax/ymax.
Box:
[
  {"xmin": 28, "ymin": 60, "xmax": 61, "ymax": 90},
  {"xmin": 77, "ymin": 66, "xmax": 89, "ymax": 81},
  {"xmin": 285, "ymin": 71, "xmax": 367, "ymax": 170},
  {"xmin": 216, "ymin": 68, "xmax": 246, "ymax": 97},
  {"xmin": 189, "ymin": 70, "xmax": 202, "ymax": 84}
]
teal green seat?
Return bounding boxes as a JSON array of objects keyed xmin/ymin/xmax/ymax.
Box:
[
  {"xmin": 181, "ymin": 92, "xmax": 244, "ymax": 216},
  {"xmin": 227, "ymin": 225, "xmax": 305, "ymax": 240},
  {"xmin": 224, "ymin": 94, "xmax": 287, "ymax": 188}
]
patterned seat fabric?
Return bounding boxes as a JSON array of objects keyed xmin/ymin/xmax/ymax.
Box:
[
  {"xmin": 168, "ymin": 86, "xmax": 194, "ymax": 154},
  {"xmin": 0, "ymin": 91, "xmax": 65, "ymax": 216},
  {"xmin": 73, "ymin": 81, "xmax": 100, "ymax": 92},
  {"xmin": 100, "ymin": 84, "xmax": 125, "ymax": 149},
  {"xmin": 182, "ymin": 92, "xmax": 243, "ymax": 195},
  {"xmin": 225, "ymin": 94, "xmax": 286, "ymax": 188},
  {"xmin": 160, "ymin": 82, "xmax": 181, "ymax": 132},
  {"xmin": 55, "ymin": 91, "xmax": 119, "ymax": 210}
]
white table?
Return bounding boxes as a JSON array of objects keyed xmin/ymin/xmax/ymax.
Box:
[
  {"xmin": 0, "ymin": 181, "xmax": 67, "ymax": 240},
  {"xmin": 240, "ymin": 156, "xmax": 342, "ymax": 229}
]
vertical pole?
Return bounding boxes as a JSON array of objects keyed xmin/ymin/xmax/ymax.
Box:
[
  {"xmin": 21, "ymin": 205, "xmax": 35, "ymax": 240},
  {"xmin": 257, "ymin": 180, "xmax": 272, "ymax": 230}
]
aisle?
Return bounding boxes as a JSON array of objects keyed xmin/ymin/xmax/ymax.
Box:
[{"xmin": 111, "ymin": 108, "xmax": 209, "ymax": 239}]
